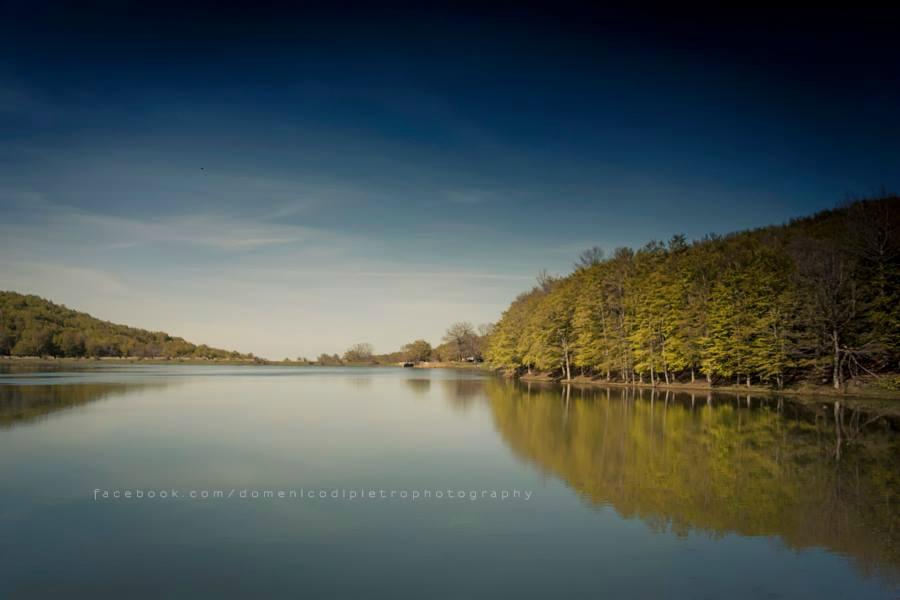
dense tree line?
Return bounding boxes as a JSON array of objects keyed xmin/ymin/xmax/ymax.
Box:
[
  {"xmin": 486, "ymin": 197, "xmax": 900, "ymax": 389},
  {"xmin": 0, "ymin": 292, "xmax": 251, "ymax": 360}
]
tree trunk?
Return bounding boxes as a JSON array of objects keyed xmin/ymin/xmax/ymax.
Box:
[
  {"xmin": 690, "ymin": 367, "xmax": 695, "ymax": 383},
  {"xmin": 832, "ymin": 328, "xmax": 842, "ymax": 390},
  {"xmin": 660, "ymin": 336, "xmax": 669, "ymax": 386},
  {"xmin": 834, "ymin": 401, "xmax": 843, "ymax": 460}
]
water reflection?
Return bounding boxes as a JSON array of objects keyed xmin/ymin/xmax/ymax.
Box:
[
  {"xmin": 2, "ymin": 367, "xmax": 897, "ymax": 593},
  {"xmin": 441, "ymin": 378, "xmax": 484, "ymax": 411},
  {"xmin": 0, "ymin": 381, "xmax": 171, "ymax": 428},
  {"xmin": 483, "ymin": 380, "xmax": 900, "ymax": 584},
  {"xmin": 403, "ymin": 378, "xmax": 432, "ymax": 396}
]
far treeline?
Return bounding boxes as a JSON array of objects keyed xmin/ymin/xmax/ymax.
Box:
[
  {"xmin": 486, "ymin": 196, "xmax": 899, "ymax": 390},
  {"xmin": 301, "ymin": 322, "xmax": 495, "ymax": 366},
  {"xmin": 0, "ymin": 292, "xmax": 253, "ymax": 360}
]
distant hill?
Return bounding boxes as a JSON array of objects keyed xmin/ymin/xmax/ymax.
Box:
[{"xmin": 0, "ymin": 291, "xmax": 252, "ymax": 360}]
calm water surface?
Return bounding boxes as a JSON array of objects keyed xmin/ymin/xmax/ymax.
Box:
[{"xmin": 1, "ymin": 365, "xmax": 897, "ymax": 598}]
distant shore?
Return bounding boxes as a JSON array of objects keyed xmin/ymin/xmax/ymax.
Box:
[
  {"xmin": 3, "ymin": 356, "xmax": 895, "ymax": 401},
  {"xmin": 413, "ymin": 361, "xmax": 486, "ymax": 370},
  {"xmin": 0, "ymin": 356, "xmax": 491, "ymax": 370},
  {"xmin": 0, "ymin": 356, "xmax": 269, "ymax": 366}
]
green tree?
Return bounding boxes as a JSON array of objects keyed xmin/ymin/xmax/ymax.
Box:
[
  {"xmin": 486, "ymin": 288, "xmax": 545, "ymax": 370},
  {"xmin": 54, "ymin": 330, "xmax": 85, "ymax": 357},
  {"xmin": 12, "ymin": 325, "xmax": 54, "ymax": 356},
  {"xmin": 0, "ymin": 291, "xmax": 249, "ymax": 360},
  {"xmin": 401, "ymin": 340, "xmax": 432, "ymax": 362}
]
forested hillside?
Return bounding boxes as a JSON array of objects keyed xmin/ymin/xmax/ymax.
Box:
[
  {"xmin": 486, "ymin": 196, "xmax": 900, "ymax": 389},
  {"xmin": 0, "ymin": 292, "xmax": 251, "ymax": 360}
]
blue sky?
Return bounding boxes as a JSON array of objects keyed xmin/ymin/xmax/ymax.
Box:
[{"xmin": 1, "ymin": 3, "xmax": 898, "ymax": 358}]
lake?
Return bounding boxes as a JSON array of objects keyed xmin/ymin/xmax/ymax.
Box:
[{"xmin": 1, "ymin": 364, "xmax": 897, "ymax": 598}]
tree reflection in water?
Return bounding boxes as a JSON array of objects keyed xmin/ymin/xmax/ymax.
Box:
[
  {"xmin": 480, "ymin": 379, "xmax": 899, "ymax": 585},
  {"xmin": 0, "ymin": 381, "xmax": 172, "ymax": 428}
]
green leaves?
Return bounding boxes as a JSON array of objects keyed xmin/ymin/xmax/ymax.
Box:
[
  {"xmin": 0, "ymin": 291, "xmax": 248, "ymax": 359},
  {"xmin": 485, "ymin": 196, "xmax": 899, "ymax": 387}
]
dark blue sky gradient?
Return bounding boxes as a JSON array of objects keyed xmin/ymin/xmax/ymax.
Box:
[{"xmin": 1, "ymin": 2, "xmax": 898, "ymax": 356}]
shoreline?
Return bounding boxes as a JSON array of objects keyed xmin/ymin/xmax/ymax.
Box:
[
  {"xmin": 0, "ymin": 356, "xmax": 269, "ymax": 366},
  {"xmin": 412, "ymin": 361, "xmax": 487, "ymax": 370},
  {"xmin": 516, "ymin": 372, "xmax": 900, "ymax": 402},
  {"xmin": 0, "ymin": 356, "xmax": 491, "ymax": 370},
  {"xmin": 3, "ymin": 355, "xmax": 895, "ymax": 402}
]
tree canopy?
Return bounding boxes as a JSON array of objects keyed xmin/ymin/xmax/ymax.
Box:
[
  {"xmin": 0, "ymin": 292, "xmax": 250, "ymax": 360},
  {"xmin": 486, "ymin": 196, "xmax": 900, "ymax": 389},
  {"xmin": 342, "ymin": 342, "xmax": 375, "ymax": 363},
  {"xmin": 401, "ymin": 339, "xmax": 433, "ymax": 363}
]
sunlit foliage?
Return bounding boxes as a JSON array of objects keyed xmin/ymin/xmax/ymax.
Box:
[
  {"xmin": 0, "ymin": 292, "xmax": 250, "ymax": 359},
  {"xmin": 486, "ymin": 196, "xmax": 900, "ymax": 389}
]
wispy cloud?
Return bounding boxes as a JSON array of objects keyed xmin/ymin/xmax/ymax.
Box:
[
  {"xmin": 0, "ymin": 186, "xmax": 532, "ymax": 358},
  {"xmin": 218, "ymin": 266, "xmax": 534, "ymax": 282},
  {"xmin": 443, "ymin": 189, "xmax": 497, "ymax": 205},
  {"xmin": 0, "ymin": 192, "xmax": 350, "ymax": 252},
  {"xmin": 76, "ymin": 212, "xmax": 313, "ymax": 250},
  {"xmin": 0, "ymin": 259, "xmax": 130, "ymax": 297},
  {"xmin": 355, "ymin": 270, "xmax": 531, "ymax": 281}
]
